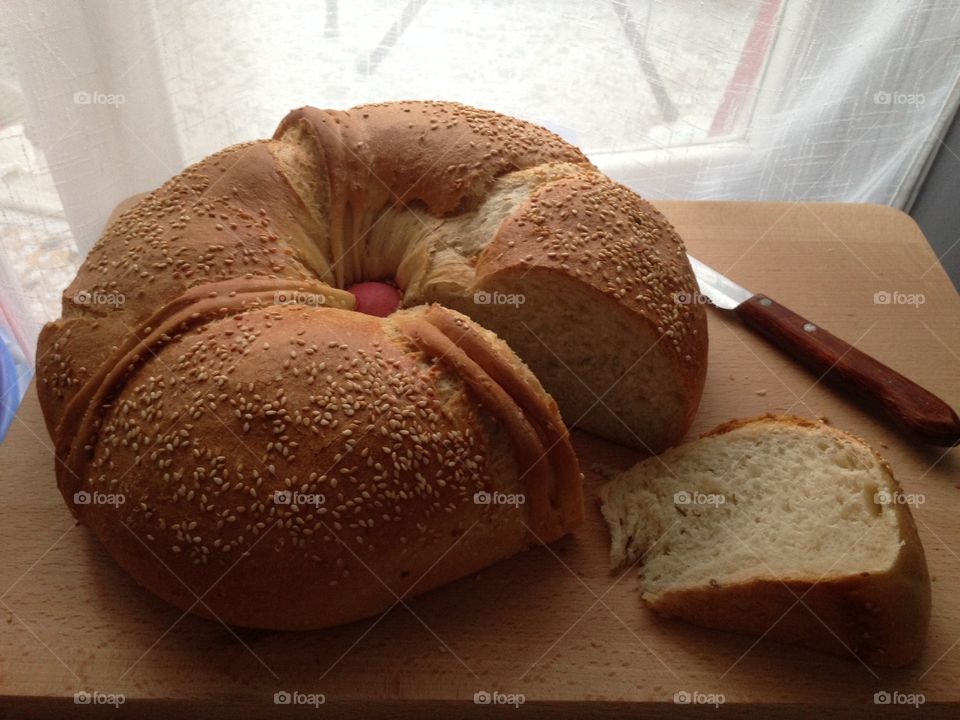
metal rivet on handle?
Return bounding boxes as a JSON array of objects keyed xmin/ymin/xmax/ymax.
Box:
[
  {"xmin": 759, "ymin": 298, "xmax": 772, "ymax": 306},
  {"xmin": 803, "ymin": 322, "xmax": 817, "ymax": 332}
]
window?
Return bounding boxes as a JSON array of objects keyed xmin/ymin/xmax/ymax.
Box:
[{"xmin": 1, "ymin": 0, "xmax": 958, "ymax": 382}]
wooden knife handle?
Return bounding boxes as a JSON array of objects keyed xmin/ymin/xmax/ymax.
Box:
[{"xmin": 736, "ymin": 294, "xmax": 960, "ymax": 446}]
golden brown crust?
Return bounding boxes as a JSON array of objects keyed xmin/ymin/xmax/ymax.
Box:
[
  {"xmin": 55, "ymin": 278, "xmax": 354, "ymax": 503},
  {"xmin": 275, "ymin": 101, "xmax": 590, "ymax": 217},
  {"xmin": 75, "ymin": 303, "xmax": 561, "ymax": 629},
  {"xmin": 36, "ymin": 101, "xmax": 706, "ymax": 629},
  {"xmin": 418, "ymin": 305, "xmax": 584, "ymax": 534},
  {"xmin": 37, "ymin": 140, "xmax": 326, "ymax": 435},
  {"xmin": 393, "ymin": 305, "xmax": 583, "ymax": 541}
]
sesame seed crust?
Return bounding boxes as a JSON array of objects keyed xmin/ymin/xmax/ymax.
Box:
[
  {"xmin": 37, "ymin": 101, "xmax": 705, "ymax": 629},
  {"xmin": 66, "ymin": 298, "xmax": 569, "ymax": 628}
]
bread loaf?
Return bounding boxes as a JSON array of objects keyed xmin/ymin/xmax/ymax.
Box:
[
  {"xmin": 37, "ymin": 101, "xmax": 707, "ymax": 629},
  {"xmin": 598, "ymin": 415, "xmax": 931, "ymax": 667}
]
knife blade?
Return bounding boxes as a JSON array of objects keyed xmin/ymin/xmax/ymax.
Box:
[{"xmin": 687, "ymin": 253, "xmax": 960, "ymax": 447}]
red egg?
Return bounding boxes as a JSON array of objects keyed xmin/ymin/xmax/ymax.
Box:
[{"xmin": 347, "ymin": 281, "xmax": 402, "ymax": 317}]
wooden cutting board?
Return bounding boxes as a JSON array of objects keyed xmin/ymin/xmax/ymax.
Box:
[{"xmin": 1, "ymin": 202, "xmax": 958, "ymax": 719}]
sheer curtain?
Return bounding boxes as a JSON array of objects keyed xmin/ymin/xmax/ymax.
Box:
[{"xmin": 1, "ymin": 0, "xmax": 959, "ymax": 364}]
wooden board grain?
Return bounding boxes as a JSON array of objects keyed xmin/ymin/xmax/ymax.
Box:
[{"xmin": 1, "ymin": 201, "xmax": 958, "ymax": 718}]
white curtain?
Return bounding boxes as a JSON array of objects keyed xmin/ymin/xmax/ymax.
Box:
[{"xmin": 1, "ymin": 0, "xmax": 959, "ymax": 361}]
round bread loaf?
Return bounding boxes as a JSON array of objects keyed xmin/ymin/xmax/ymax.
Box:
[{"xmin": 36, "ymin": 101, "xmax": 707, "ymax": 629}]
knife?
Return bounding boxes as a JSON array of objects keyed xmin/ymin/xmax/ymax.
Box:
[{"xmin": 688, "ymin": 254, "xmax": 960, "ymax": 447}]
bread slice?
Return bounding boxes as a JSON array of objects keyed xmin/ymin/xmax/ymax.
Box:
[{"xmin": 598, "ymin": 415, "xmax": 931, "ymax": 668}]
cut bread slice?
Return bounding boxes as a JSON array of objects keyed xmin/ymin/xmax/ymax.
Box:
[{"xmin": 598, "ymin": 415, "xmax": 931, "ymax": 668}]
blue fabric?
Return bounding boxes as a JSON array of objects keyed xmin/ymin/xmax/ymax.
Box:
[{"xmin": 0, "ymin": 328, "xmax": 29, "ymax": 442}]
